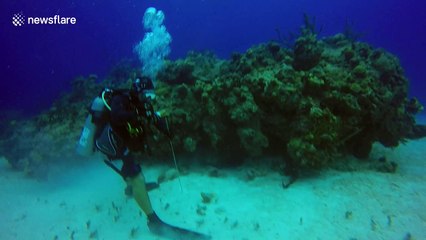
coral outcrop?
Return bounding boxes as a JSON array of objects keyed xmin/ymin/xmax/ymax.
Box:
[
  {"xmin": 1, "ymin": 30, "xmax": 424, "ymax": 177},
  {"xmin": 152, "ymin": 36, "xmax": 423, "ymax": 170}
]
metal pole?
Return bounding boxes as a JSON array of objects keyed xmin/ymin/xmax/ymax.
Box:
[{"xmin": 165, "ymin": 117, "xmax": 183, "ymax": 192}]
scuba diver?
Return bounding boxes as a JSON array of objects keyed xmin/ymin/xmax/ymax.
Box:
[{"xmin": 77, "ymin": 74, "xmax": 210, "ymax": 240}]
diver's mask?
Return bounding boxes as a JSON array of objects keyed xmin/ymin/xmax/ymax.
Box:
[{"xmin": 132, "ymin": 76, "xmax": 156, "ymax": 100}]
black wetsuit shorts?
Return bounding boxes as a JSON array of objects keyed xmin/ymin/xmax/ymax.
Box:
[{"xmin": 95, "ymin": 125, "xmax": 141, "ymax": 178}]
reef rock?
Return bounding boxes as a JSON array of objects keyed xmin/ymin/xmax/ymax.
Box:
[{"xmin": 1, "ymin": 32, "xmax": 424, "ymax": 176}]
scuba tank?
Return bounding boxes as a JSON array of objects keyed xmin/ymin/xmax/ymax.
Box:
[{"xmin": 76, "ymin": 96, "xmax": 107, "ymax": 156}]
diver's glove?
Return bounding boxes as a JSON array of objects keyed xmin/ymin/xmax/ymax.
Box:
[
  {"xmin": 165, "ymin": 126, "xmax": 174, "ymax": 140},
  {"xmin": 155, "ymin": 114, "xmax": 174, "ymax": 139},
  {"xmin": 147, "ymin": 213, "xmax": 211, "ymax": 240}
]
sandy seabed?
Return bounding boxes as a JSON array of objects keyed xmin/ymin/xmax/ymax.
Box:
[{"xmin": 1, "ymin": 117, "xmax": 425, "ymax": 240}]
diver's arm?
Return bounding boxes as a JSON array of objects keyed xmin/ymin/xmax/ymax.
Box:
[
  {"xmin": 153, "ymin": 112, "xmax": 168, "ymax": 132},
  {"xmin": 134, "ymin": 98, "xmax": 173, "ymax": 138},
  {"xmin": 147, "ymin": 103, "xmax": 172, "ymax": 139}
]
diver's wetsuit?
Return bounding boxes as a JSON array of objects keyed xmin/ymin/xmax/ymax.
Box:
[
  {"xmin": 92, "ymin": 84, "xmax": 211, "ymax": 240},
  {"xmin": 95, "ymin": 90, "xmax": 167, "ymax": 179}
]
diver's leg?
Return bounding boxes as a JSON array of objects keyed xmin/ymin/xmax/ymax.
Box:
[
  {"xmin": 122, "ymin": 155, "xmax": 210, "ymax": 239},
  {"xmin": 121, "ymin": 154, "xmax": 154, "ymax": 215},
  {"xmin": 126, "ymin": 173, "xmax": 154, "ymax": 215}
]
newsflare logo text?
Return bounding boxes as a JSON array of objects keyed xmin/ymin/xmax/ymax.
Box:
[{"xmin": 12, "ymin": 12, "xmax": 77, "ymax": 27}]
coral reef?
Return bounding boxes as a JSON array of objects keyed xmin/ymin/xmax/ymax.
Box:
[
  {"xmin": 152, "ymin": 36, "xmax": 423, "ymax": 170},
  {"xmin": 0, "ymin": 29, "xmax": 424, "ymax": 177}
]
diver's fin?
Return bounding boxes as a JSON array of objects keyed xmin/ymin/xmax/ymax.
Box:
[
  {"xmin": 150, "ymin": 225, "xmax": 211, "ymax": 240},
  {"xmin": 148, "ymin": 213, "xmax": 211, "ymax": 240}
]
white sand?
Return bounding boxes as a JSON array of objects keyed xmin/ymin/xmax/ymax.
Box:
[{"xmin": 1, "ymin": 135, "xmax": 425, "ymax": 240}]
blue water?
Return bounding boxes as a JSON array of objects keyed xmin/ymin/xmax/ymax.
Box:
[{"xmin": 2, "ymin": 0, "xmax": 425, "ymax": 116}]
